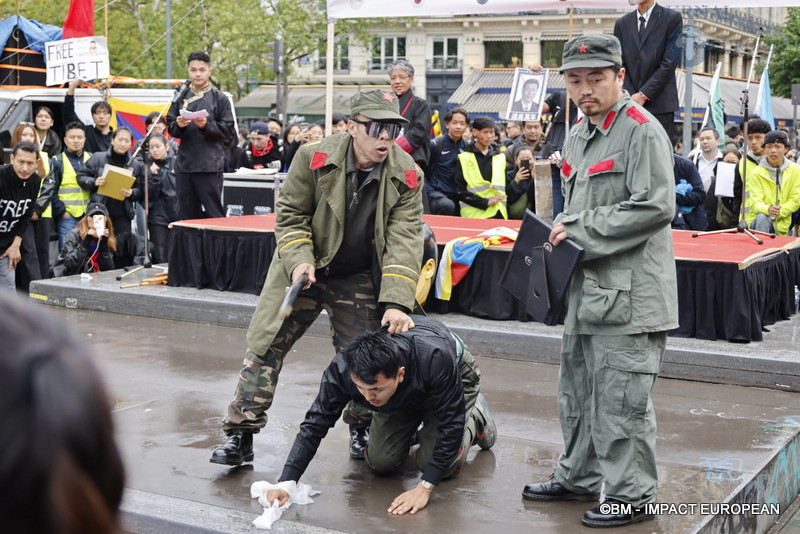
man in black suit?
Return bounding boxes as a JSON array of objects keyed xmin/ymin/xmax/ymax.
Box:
[
  {"xmin": 511, "ymin": 78, "xmax": 541, "ymax": 114},
  {"xmin": 613, "ymin": 0, "xmax": 683, "ymax": 139}
]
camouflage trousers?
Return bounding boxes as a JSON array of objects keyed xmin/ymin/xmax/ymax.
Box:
[{"xmin": 223, "ymin": 270, "xmax": 379, "ymax": 433}]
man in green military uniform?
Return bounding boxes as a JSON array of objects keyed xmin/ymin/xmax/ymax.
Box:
[
  {"xmin": 521, "ymin": 35, "xmax": 678, "ymax": 528},
  {"xmin": 210, "ymin": 89, "xmax": 423, "ymax": 466}
]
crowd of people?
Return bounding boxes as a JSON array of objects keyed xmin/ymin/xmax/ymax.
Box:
[{"xmin": 2, "ymin": 1, "xmax": 800, "ymax": 531}]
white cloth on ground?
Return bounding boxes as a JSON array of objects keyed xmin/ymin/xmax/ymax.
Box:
[{"xmin": 249, "ymin": 480, "xmax": 320, "ymax": 530}]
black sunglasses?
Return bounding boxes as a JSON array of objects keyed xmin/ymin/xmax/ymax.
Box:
[{"xmin": 351, "ymin": 118, "xmax": 402, "ymax": 140}]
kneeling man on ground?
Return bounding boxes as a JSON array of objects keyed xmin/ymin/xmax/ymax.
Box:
[{"xmin": 265, "ymin": 315, "xmax": 496, "ymax": 515}]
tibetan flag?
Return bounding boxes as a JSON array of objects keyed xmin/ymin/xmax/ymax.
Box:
[
  {"xmin": 108, "ymin": 97, "xmax": 169, "ymax": 142},
  {"xmin": 63, "ymin": 0, "xmax": 95, "ymax": 40},
  {"xmin": 430, "ymin": 109, "xmax": 442, "ymax": 138},
  {"xmin": 434, "ymin": 227, "xmax": 518, "ymax": 301},
  {"xmin": 754, "ymin": 66, "xmax": 775, "ymax": 129}
]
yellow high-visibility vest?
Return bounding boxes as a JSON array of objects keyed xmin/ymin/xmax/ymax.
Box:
[
  {"xmin": 458, "ymin": 151, "xmax": 508, "ymax": 219},
  {"xmin": 57, "ymin": 152, "xmax": 92, "ymax": 218}
]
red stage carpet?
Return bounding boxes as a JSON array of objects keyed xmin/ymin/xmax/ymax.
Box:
[{"xmin": 168, "ymin": 215, "xmax": 800, "ymax": 342}]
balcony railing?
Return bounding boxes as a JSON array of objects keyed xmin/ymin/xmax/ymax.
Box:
[{"xmin": 426, "ymin": 58, "xmax": 463, "ymax": 71}]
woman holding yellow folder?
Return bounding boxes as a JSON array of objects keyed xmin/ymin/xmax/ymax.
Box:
[{"xmin": 77, "ymin": 127, "xmax": 144, "ymax": 268}]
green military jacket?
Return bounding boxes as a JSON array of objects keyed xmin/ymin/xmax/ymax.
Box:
[
  {"xmin": 246, "ymin": 133, "xmax": 423, "ymax": 355},
  {"xmin": 555, "ymin": 92, "xmax": 679, "ymax": 337}
]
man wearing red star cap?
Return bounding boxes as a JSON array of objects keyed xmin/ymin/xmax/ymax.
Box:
[
  {"xmin": 522, "ymin": 33, "xmax": 677, "ymax": 529},
  {"xmin": 211, "ymin": 88, "xmax": 425, "ymax": 467}
]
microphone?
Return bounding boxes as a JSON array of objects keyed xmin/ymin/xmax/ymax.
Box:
[{"xmin": 172, "ymin": 79, "xmax": 191, "ymax": 105}]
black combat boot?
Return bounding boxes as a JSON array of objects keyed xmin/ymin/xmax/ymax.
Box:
[
  {"xmin": 349, "ymin": 425, "xmax": 369, "ymax": 459},
  {"xmin": 209, "ymin": 431, "xmax": 254, "ymax": 466}
]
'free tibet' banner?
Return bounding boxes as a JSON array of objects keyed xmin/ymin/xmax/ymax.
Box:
[{"xmin": 44, "ymin": 36, "xmax": 110, "ymax": 86}]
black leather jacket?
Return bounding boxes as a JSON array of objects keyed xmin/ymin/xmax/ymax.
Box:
[
  {"xmin": 52, "ymin": 227, "xmax": 114, "ymax": 277},
  {"xmin": 166, "ymin": 86, "xmax": 235, "ymax": 174},
  {"xmin": 76, "ymin": 148, "xmax": 144, "ymax": 221},
  {"xmin": 280, "ymin": 315, "xmax": 466, "ymax": 486}
]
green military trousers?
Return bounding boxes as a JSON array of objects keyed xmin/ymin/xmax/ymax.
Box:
[
  {"xmin": 365, "ymin": 336, "xmax": 483, "ymax": 479},
  {"xmin": 553, "ymin": 331, "xmax": 666, "ymax": 507},
  {"xmin": 223, "ymin": 271, "xmax": 379, "ymax": 432}
]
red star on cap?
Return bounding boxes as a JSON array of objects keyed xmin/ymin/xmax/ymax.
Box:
[
  {"xmin": 578, "ymin": 44, "xmax": 588, "ymax": 53},
  {"xmin": 381, "ymin": 91, "xmax": 396, "ymax": 103}
]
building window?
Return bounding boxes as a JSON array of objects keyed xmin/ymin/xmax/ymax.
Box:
[
  {"xmin": 541, "ymin": 41, "xmax": 566, "ymax": 68},
  {"xmin": 430, "ymin": 37, "xmax": 460, "ymax": 70},
  {"xmin": 371, "ymin": 36, "xmax": 406, "ymax": 72},
  {"xmin": 485, "ymin": 40, "xmax": 522, "ymax": 68},
  {"xmin": 317, "ymin": 37, "xmax": 350, "ymax": 73}
]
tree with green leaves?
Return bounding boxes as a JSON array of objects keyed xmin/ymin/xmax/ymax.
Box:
[{"xmin": 766, "ymin": 7, "xmax": 800, "ymax": 99}]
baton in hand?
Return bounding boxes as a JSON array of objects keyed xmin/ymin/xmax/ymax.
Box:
[{"xmin": 278, "ymin": 273, "xmax": 309, "ymax": 319}]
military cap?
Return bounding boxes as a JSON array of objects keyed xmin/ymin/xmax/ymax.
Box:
[
  {"xmin": 559, "ymin": 34, "xmax": 622, "ymax": 73},
  {"xmin": 350, "ymin": 89, "xmax": 409, "ymax": 123}
]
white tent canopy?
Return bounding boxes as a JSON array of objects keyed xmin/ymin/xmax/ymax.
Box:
[{"xmin": 327, "ymin": 0, "xmax": 800, "ymax": 20}]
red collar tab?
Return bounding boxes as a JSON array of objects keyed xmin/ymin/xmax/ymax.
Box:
[
  {"xmin": 601, "ymin": 110, "xmax": 617, "ymax": 130},
  {"xmin": 310, "ymin": 151, "xmax": 327, "ymax": 170},
  {"xmin": 626, "ymin": 106, "xmax": 649, "ymax": 125},
  {"xmin": 561, "ymin": 159, "xmax": 572, "ymax": 177},
  {"xmin": 404, "ymin": 170, "xmax": 418, "ymax": 189},
  {"xmin": 587, "ymin": 159, "xmax": 615, "ymax": 175}
]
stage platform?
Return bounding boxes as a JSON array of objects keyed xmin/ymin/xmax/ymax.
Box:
[{"xmin": 166, "ymin": 214, "xmax": 800, "ymax": 342}]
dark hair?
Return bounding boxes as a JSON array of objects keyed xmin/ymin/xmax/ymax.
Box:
[
  {"xmin": 722, "ymin": 149, "xmax": 741, "ymax": 162},
  {"xmin": 188, "ymin": 51, "xmax": 211, "ymax": 64},
  {"xmin": 331, "ymin": 112, "xmax": 346, "ymax": 124},
  {"xmin": 522, "ymin": 119, "xmax": 543, "ymax": 127},
  {"xmin": 111, "ymin": 126, "xmax": 132, "ymax": 140},
  {"xmin": 699, "ymin": 127, "xmax": 720, "ymax": 140},
  {"xmin": 522, "ymin": 78, "xmax": 540, "ymax": 90},
  {"xmin": 343, "ymin": 329, "xmax": 402, "ymax": 384},
  {"xmin": 65, "ymin": 121, "xmax": 86, "ymax": 134},
  {"xmin": 144, "ymin": 111, "xmax": 166, "ymax": 128},
  {"xmin": 90, "ymin": 101, "xmax": 112, "ymax": 115},
  {"xmin": 0, "ymin": 294, "xmax": 125, "ymax": 534},
  {"xmin": 11, "ymin": 140, "xmax": 39, "ymax": 157},
  {"xmin": 746, "ymin": 118, "xmax": 771, "ymax": 135},
  {"xmin": 148, "ymin": 132, "xmax": 168, "ymax": 146},
  {"xmin": 267, "ymin": 116, "xmax": 283, "ymax": 128},
  {"xmin": 444, "ymin": 106, "xmax": 470, "ymax": 123},
  {"xmin": 471, "ymin": 116, "xmax": 496, "ymax": 131},
  {"xmin": 283, "ymin": 123, "xmax": 300, "ymax": 144},
  {"xmin": 726, "ymin": 126, "xmax": 741, "ymax": 138},
  {"xmin": 34, "ymin": 105, "xmax": 55, "ymax": 123}
]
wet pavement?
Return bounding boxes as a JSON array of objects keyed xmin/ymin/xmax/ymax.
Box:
[{"xmin": 42, "ymin": 305, "xmax": 800, "ymax": 534}]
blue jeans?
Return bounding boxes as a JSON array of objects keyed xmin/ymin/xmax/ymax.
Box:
[
  {"xmin": 0, "ymin": 256, "xmax": 15, "ymax": 289},
  {"xmin": 57, "ymin": 215, "xmax": 80, "ymax": 251}
]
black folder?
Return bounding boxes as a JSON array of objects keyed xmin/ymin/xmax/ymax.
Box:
[{"xmin": 501, "ymin": 209, "xmax": 583, "ymax": 325}]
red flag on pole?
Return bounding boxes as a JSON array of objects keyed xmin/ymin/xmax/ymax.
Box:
[{"xmin": 62, "ymin": 0, "xmax": 95, "ymax": 39}]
